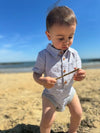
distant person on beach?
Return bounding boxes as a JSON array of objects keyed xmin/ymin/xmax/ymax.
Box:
[{"xmin": 33, "ymin": 6, "xmax": 86, "ymax": 133}]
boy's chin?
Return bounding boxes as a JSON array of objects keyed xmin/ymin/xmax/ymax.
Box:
[{"xmin": 62, "ymin": 47, "xmax": 68, "ymax": 51}]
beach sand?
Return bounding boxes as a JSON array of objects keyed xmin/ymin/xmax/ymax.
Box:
[{"xmin": 0, "ymin": 69, "xmax": 100, "ymax": 133}]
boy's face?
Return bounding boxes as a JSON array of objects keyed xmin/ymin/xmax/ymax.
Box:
[{"xmin": 46, "ymin": 24, "xmax": 76, "ymax": 50}]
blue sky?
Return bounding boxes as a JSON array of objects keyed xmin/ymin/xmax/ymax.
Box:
[{"xmin": 0, "ymin": 0, "xmax": 100, "ymax": 63}]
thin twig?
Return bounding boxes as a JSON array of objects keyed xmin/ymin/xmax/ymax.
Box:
[{"xmin": 56, "ymin": 68, "xmax": 79, "ymax": 80}]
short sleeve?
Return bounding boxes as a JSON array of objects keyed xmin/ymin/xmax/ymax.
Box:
[{"xmin": 32, "ymin": 51, "xmax": 45, "ymax": 74}]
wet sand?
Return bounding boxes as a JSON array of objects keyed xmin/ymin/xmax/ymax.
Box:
[{"xmin": 0, "ymin": 69, "xmax": 100, "ymax": 133}]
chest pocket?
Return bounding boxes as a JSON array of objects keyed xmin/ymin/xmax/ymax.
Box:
[
  {"xmin": 63, "ymin": 58, "xmax": 76, "ymax": 81},
  {"xmin": 46, "ymin": 61, "xmax": 62, "ymax": 78}
]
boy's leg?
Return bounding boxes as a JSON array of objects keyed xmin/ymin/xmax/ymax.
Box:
[
  {"xmin": 40, "ymin": 96, "xmax": 56, "ymax": 133},
  {"xmin": 67, "ymin": 94, "xmax": 82, "ymax": 133}
]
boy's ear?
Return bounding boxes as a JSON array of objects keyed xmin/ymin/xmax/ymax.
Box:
[{"xmin": 45, "ymin": 31, "xmax": 51, "ymax": 40}]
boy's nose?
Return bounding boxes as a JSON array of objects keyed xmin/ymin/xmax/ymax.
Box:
[{"xmin": 63, "ymin": 40, "xmax": 69, "ymax": 44}]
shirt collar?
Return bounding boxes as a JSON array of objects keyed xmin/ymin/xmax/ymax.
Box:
[
  {"xmin": 46, "ymin": 43, "xmax": 70, "ymax": 58},
  {"xmin": 46, "ymin": 43, "xmax": 61, "ymax": 58},
  {"xmin": 47, "ymin": 43, "xmax": 73, "ymax": 58}
]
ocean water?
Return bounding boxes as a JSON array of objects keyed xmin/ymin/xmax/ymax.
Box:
[
  {"xmin": 0, "ymin": 59, "xmax": 100, "ymax": 73},
  {"xmin": 0, "ymin": 61, "xmax": 35, "ymax": 73},
  {"xmin": 82, "ymin": 59, "xmax": 100, "ymax": 69}
]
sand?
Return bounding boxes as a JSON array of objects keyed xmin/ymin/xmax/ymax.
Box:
[{"xmin": 0, "ymin": 69, "xmax": 100, "ymax": 133}]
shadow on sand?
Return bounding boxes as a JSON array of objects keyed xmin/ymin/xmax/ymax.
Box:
[{"xmin": 0, "ymin": 124, "xmax": 67, "ymax": 133}]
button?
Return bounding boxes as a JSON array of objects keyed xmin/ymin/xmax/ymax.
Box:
[
  {"xmin": 64, "ymin": 81, "xmax": 67, "ymax": 84},
  {"xmin": 63, "ymin": 70, "xmax": 66, "ymax": 73},
  {"xmin": 59, "ymin": 51, "xmax": 63, "ymax": 55},
  {"xmin": 63, "ymin": 57, "xmax": 65, "ymax": 60}
]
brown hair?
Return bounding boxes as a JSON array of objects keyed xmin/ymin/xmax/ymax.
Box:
[{"xmin": 46, "ymin": 6, "xmax": 77, "ymax": 31}]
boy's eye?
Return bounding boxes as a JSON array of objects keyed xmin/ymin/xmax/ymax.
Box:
[
  {"xmin": 69, "ymin": 36, "xmax": 73, "ymax": 39},
  {"xmin": 58, "ymin": 38, "xmax": 64, "ymax": 41}
]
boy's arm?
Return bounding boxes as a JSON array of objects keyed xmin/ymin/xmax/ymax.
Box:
[
  {"xmin": 33, "ymin": 72, "xmax": 56, "ymax": 89},
  {"xmin": 33, "ymin": 72, "xmax": 44, "ymax": 85}
]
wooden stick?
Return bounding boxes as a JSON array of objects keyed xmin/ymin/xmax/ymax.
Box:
[{"xmin": 56, "ymin": 68, "xmax": 79, "ymax": 80}]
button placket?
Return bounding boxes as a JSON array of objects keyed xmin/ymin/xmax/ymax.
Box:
[{"xmin": 62, "ymin": 55, "xmax": 68, "ymax": 86}]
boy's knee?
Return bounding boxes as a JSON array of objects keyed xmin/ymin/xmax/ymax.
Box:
[
  {"xmin": 78, "ymin": 110, "xmax": 82, "ymax": 119},
  {"xmin": 40, "ymin": 114, "xmax": 55, "ymax": 128},
  {"xmin": 40, "ymin": 119, "xmax": 53, "ymax": 129},
  {"xmin": 71, "ymin": 108, "xmax": 82, "ymax": 120},
  {"xmin": 75, "ymin": 109, "xmax": 83, "ymax": 119}
]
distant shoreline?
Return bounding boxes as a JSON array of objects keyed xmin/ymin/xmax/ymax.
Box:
[
  {"xmin": 0, "ymin": 59, "xmax": 100, "ymax": 73},
  {"xmin": 0, "ymin": 58, "xmax": 100, "ymax": 64}
]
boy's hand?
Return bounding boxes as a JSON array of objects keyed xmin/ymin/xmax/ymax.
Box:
[
  {"xmin": 73, "ymin": 68, "xmax": 86, "ymax": 81},
  {"xmin": 40, "ymin": 77, "xmax": 57, "ymax": 89}
]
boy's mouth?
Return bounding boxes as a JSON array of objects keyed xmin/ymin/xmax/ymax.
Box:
[{"xmin": 62, "ymin": 45, "xmax": 69, "ymax": 49}]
